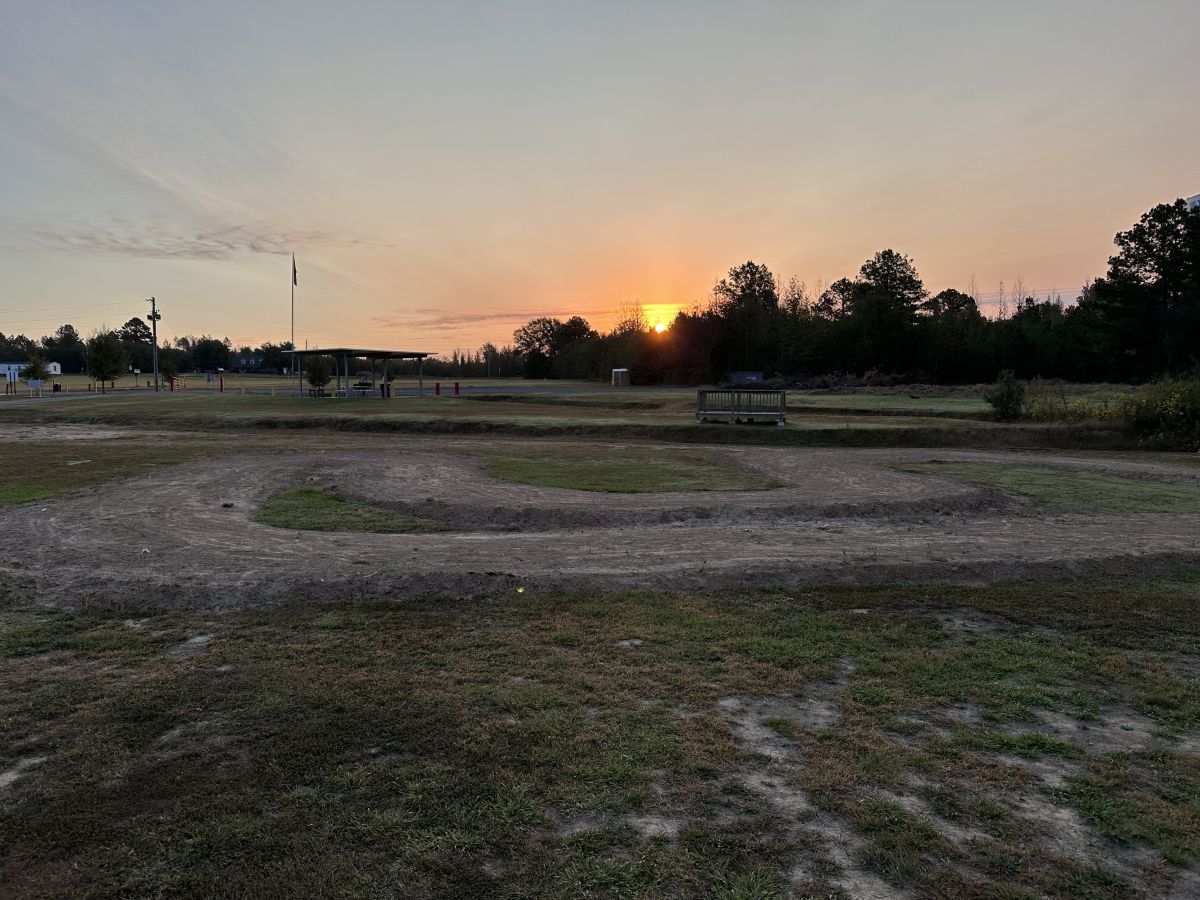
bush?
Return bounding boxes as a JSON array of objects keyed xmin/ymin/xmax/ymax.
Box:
[
  {"xmin": 984, "ymin": 371, "xmax": 1025, "ymax": 420},
  {"xmin": 21, "ymin": 355, "xmax": 50, "ymax": 382},
  {"xmin": 306, "ymin": 356, "xmax": 331, "ymax": 389},
  {"xmin": 1121, "ymin": 378, "xmax": 1200, "ymax": 450}
]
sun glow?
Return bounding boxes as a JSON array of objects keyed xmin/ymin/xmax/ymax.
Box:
[{"xmin": 654, "ymin": 322, "xmax": 668, "ymax": 334}]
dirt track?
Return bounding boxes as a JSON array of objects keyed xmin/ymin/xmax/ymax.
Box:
[{"xmin": 3, "ymin": 435, "xmax": 1200, "ymax": 609}]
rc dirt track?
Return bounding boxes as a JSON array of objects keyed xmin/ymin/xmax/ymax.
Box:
[{"xmin": 3, "ymin": 431, "xmax": 1200, "ymax": 610}]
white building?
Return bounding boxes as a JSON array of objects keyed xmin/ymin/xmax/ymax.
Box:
[
  {"xmin": 1, "ymin": 361, "xmax": 62, "ymax": 381},
  {"xmin": 1187, "ymin": 194, "xmax": 1200, "ymax": 211}
]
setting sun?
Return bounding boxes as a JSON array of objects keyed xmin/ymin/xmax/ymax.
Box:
[{"xmin": 654, "ymin": 322, "xmax": 668, "ymax": 334}]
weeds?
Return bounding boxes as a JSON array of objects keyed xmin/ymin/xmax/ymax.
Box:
[{"xmin": 986, "ymin": 374, "xmax": 1200, "ymax": 450}]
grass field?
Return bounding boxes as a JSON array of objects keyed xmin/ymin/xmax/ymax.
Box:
[
  {"xmin": 900, "ymin": 462, "xmax": 1200, "ymax": 514},
  {"xmin": 0, "ymin": 437, "xmax": 221, "ymax": 507},
  {"xmin": 75, "ymin": 378, "xmax": 1141, "ymax": 422},
  {"xmin": 486, "ymin": 450, "xmax": 782, "ymax": 493},
  {"xmin": 2, "ymin": 390, "xmax": 1197, "ymax": 897},
  {"xmin": 0, "ymin": 391, "xmax": 1136, "ymax": 451},
  {"xmin": 254, "ymin": 488, "xmax": 446, "ymax": 533},
  {"xmin": 2, "ymin": 576, "xmax": 1197, "ymax": 897}
]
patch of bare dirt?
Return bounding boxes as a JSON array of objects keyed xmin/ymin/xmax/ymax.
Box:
[
  {"xmin": 1006, "ymin": 788, "xmax": 1169, "ymax": 889},
  {"xmin": 932, "ymin": 609, "xmax": 1019, "ymax": 640},
  {"xmin": 168, "ymin": 633, "xmax": 215, "ymax": 657},
  {"xmin": 552, "ymin": 812, "xmax": 605, "ymax": 838},
  {"xmin": 0, "ymin": 755, "xmax": 47, "ymax": 790},
  {"xmin": 717, "ymin": 687, "xmax": 906, "ymax": 898},
  {"xmin": 1003, "ymin": 706, "xmax": 1159, "ymax": 755},
  {"xmin": 874, "ymin": 788, "xmax": 988, "ymax": 847},
  {"xmin": 995, "ymin": 753, "xmax": 1083, "ymax": 790},
  {"xmin": 730, "ymin": 765, "xmax": 903, "ymax": 899},
  {"xmin": 718, "ymin": 695, "xmax": 840, "ymax": 761},
  {"xmin": 624, "ymin": 814, "xmax": 684, "ymax": 839},
  {"xmin": 0, "ymin": 424, "xmax": 199, "ymax": 442}
]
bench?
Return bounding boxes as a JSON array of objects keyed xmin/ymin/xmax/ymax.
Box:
[{"xmin": 696, "ymin": 389, "xmax": 787, "ymax": 426}]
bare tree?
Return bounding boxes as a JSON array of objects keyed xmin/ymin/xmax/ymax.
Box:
[
  {"xmin": 611, "ymin": 300, "xmax": 648, "ymax": 335},
  {"xmin": 1011, "ymin": 276, "xmax": 1028, "ymax": 313},
  {"xmin": 782, "ymin": 276, "xmax": 811, "ymax": 315}
]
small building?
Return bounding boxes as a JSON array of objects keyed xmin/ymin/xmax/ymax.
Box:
[
  {"xmin": 1, "ymin": 361, "xmax": 61, "ymax": 381},
  {"xmin": 228, "ymin": 354, "xmax": 265, "ymax": 373},
  {"xmin": 611, "ymin": 368, "xmax": 630, "ymax": 387},
  {"xmin": 1188, "ymin": 194, "xmax": 1200, "ymax": 212}
]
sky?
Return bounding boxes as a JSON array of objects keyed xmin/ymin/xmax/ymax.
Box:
[{"xmin": 1, "ymin": 1, "xmax": 1198, "ymax": 354}]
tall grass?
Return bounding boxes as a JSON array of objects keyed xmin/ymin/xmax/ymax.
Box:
[
  {"xmin": 1015, "ymin": 377, "xmax": 1200, "ymax": 450},
  {"xmin": 1123, "ymin": 378, "xmax": 1200, "ymax": 450}
]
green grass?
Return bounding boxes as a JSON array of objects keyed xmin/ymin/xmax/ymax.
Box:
[
  {"xmin": 253, "ymin": 488, "xmax": 446, "ymax": 533},
  {"xmin": 0, "ymin": 440, "xmax": 219, "ymax": 507},
  {"xmin": 486, "ymin": 451, "xmax": 781, "ymax": 492},
  {"xmin": 900, "ymin": 461, "xmax": 1200, "ymax": 513},
  {"xmin": 0, "ymin": 485, "xmax": 59, "ymax": 506},
  {"xmin": 1064, "ymin": 766, "xmax": 1200, "ymax": 865},
  {"xmin": 2, "ymin": 575, "xmax": 1198, "ymax": 897}
]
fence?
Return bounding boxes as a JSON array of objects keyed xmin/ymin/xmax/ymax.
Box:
[{"xmin": 696, "ymin": 389, "xmax": 787, "ymax": 426}]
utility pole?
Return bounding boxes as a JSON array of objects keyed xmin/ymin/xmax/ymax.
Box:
[{"xmin": 147, "ymin": 297, "xmax": 161, "ymax": 392}]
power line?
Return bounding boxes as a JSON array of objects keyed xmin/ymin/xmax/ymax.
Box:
[
  {"xmin": 0, "ymin": 299, "xmax": 146, "ymax": 315},
  {"xmin": 1, "ymin": 315, "xmax": 139, "ymax": 329}
]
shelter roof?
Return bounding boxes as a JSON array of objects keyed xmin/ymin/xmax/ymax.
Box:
[{"xmin": 284, "ymin": 348, "xmax": 431, "ymax": 359}]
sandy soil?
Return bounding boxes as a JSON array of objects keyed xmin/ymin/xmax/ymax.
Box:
[{"xmin": 2, "ymin": 439, "xmax": 1199, "ymax": 609}]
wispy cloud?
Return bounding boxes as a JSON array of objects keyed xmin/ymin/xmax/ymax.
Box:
[
  {"xmin": 0, "ymin": 218, "xmax": 385, "ymax": 260},
  {"xmin": 371, "ymin": 306, "xmax": 614, "ymax": 333}
]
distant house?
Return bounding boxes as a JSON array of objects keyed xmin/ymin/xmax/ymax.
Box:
[
  {"xmin": 227, "ymin": 355, "xmax": 265, "ymax": 373},
  {"xmin": 1188, "ymin": 194, "xmax": 1200, "ymax": 212},
  {"xmin": 1, "ymin": 361, "xmax": 62, "ymax": 382}
]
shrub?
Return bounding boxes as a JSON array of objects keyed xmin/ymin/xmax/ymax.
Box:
[
  {"xmin": 1024, "ymin": 379, "xmax": 1125, "ymax": 424},
  {"xmin": 86, "ymin": 331, "xmax": 129, "ymax": 392},
  {"xmin": 306, "ymin": 356, "xmax": 332, "ymax": 389},
  {"xmin": 21, "ymin": 355, "xmax": 50, "ymax": 382},
  {"xmin": 1121, "ymin": 378, "xmax": 1200, "ymax": 450},
  {"xmin": 984, "ymin": 370, "xmax": 1025, "ymax": 420}
]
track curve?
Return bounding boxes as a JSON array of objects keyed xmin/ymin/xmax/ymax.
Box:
[{"xmin": 2, "ymin": 444, "xmax": 1198, "ymax": 609}]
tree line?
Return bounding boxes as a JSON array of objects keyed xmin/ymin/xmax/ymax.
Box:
[
  {"xmin": 0, "ymin": 323, "xmax": 298, "ymax": 381},
  {"xmin": 4, "ymin": 199, "xmax": 1196, "ymax": 386},
  {"xmin": 503, "ymin": 198, "xmax": 1200, "ymax": 384}
]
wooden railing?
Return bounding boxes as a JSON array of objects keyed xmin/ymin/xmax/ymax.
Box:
[{"xmin": 696, "ymin": 389, "xmax": 787, "ymax": 425}]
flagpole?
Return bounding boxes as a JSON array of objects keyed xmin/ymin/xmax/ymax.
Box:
[{"xmin": 291, "ymin": 253, "xmax": 296, "ymax": 395}]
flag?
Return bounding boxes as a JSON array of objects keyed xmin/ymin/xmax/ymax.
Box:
[{"xmin": 292, "ymin": 254, "xmax": 298, "ymax": 286}]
